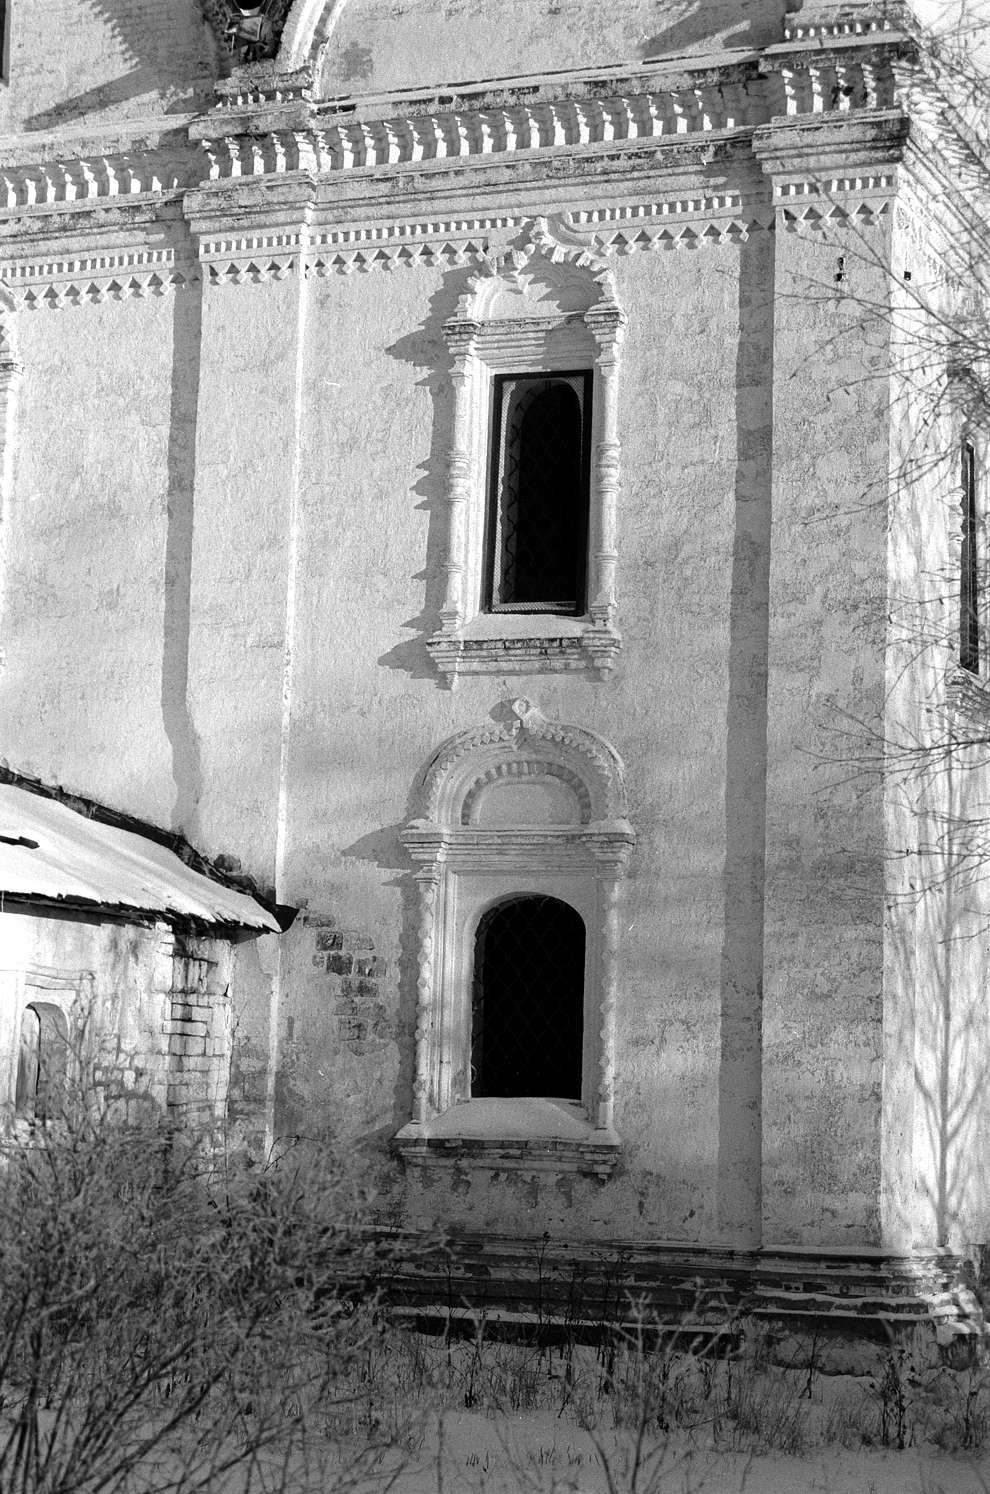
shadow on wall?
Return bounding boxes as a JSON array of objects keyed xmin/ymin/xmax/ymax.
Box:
[
  {"xmin": 23, "ymin": 0, "xmax": 217, "ymax": 131},
  {"xmin": 324, "ymin": 0, "xmax": 791, "ymax": 96},
  {"xmin": 162, "ymin": 278, "xmax": 205, "ymax": 844},
  {"xmin": 717, "ymin": 225, "xmax": 774, "ymax": 1249},
  {"xmin": 642, "ymin": 0, "xmax": 789, "ymax": 58},
  {"xmin": 378, "ymin": 272, "xmax": 467, "ymax": 686},
  {"xmin": 899, "ymin": 765, "xmax": 990, "ymax": 1253},
  {"xmin": 341, "ymin": 771, "xmax": 431, "ymax": 1137}
]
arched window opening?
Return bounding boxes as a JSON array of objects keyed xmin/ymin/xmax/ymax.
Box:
[
  {"xmin": 487, "ymin": 374, "xmax": 591, "ymax": 613},
  {"xmin": 471, "ymin": 895, "xmax": 585, "ymax": 1098},
  {"xmin": 15, "ymin": 1002, "xmax": 68, "ymax": 1123},
  {"xmin": 960, "ymin": 438, "xmax": 980, "ymax": 673}
]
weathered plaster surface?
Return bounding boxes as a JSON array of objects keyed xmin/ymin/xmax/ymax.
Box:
[
  {"xmin": 320, "ymin": 0, "xmax": 791, "ymax": 96},
  {"xmin": 762, "ymin": 220, "xmax": 892, "ymax": 1246},
  {"xmin": 3, "ymin": 296, "xmax": 176, "ymax": 824},
  {"xmin": 0, "ymin": 0, "xmax": 986, "ymax": 1270},
  {"xmin": 0, "ymin": 0, "xmax": 216, "ymax": 135}
]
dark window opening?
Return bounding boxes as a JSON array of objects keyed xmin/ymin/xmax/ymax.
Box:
[
  {"xmin": 470, "ymin": 894, "xmax": 585, "ymax": 1099},
  {"xmin": 15, "ymin": 1002, "xmax": 68, "ymax": 1123},
  {"xmin": 961, "ymin": 439, "xmax": 979, "ymax": 674},
  {"xmin": 485, "ymin": 373, "xmax": 592, "ymax": 614}
]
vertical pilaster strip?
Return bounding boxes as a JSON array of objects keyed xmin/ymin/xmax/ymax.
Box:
[
  {"xmin": 596, "ymin": 871, "xmax": 621, "ymax": 1132},
  {"xmin": 268, "ymin": 206, "xmax": 312, "ymax": 1157},
  {"xmin": 412, "ymin": 864, "xmax": 442, "ymax": 1125},
  {"xmin": 586, "ymin": 301, "xmax": 626, "ymax": 629},
  {"xmin": 438, "ymin": 318, "xmax": 479, "ymax": 633},
  {"xmin": 716, "ymin": 219, "xmax": 774, "ymax": 1249}
]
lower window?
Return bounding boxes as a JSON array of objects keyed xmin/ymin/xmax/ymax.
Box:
[
  {"xmin": 471, "ymin": 894, "xmax": 584, "ymax": 1100},
  {"xmin": 393, "ymin": 699, "xmax": 634, "ymax": 1175}
]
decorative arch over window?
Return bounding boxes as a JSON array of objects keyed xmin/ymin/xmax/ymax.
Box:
[
  {"xmin": 424, "ymin": 219, "xmax": 626, "ymax": 684},
  {"xmin": 394, "ymin": 697, "xmax": 634, "ymax": 1175}
]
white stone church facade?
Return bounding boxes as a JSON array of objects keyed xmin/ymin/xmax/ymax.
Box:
[{"xmin": 1, "ymin": 0, "xmax": 989, "ymax": 1336}]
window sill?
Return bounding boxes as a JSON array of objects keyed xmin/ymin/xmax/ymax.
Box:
[
  {"xmin": 392, "ymin": 1098, "xmax": 621, "ymax": 1177},
  {"xmin": 426, "ymin": 617, "xmax": 621, "ymax": 680}
]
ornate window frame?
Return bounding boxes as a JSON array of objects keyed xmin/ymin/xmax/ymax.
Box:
[
  {"xmin": 425, "ymin": 220, "xmax": 627, "ymax": 685},
  {"xmin": 393, "ymin": 697, "xmax": 634, "ymax": 1176}
]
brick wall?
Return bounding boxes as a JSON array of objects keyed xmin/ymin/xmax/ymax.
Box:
[
  {"xmin": 163, "ymin": 934, "xmax": 233, "ymax": 1126},
  {"xmin": 314, "ymin": 923, "xmax": 390, "ymax": 1052}
]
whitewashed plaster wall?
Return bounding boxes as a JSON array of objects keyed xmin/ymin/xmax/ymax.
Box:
[
  {"xmin": 0, "ymin": 0, "xmax": 974, "ymax": 1253},
  {"xmin": 319, "ymin": 0, "xmax": 791, "ymax": 95},
  {"xmin": 0, "ymin": 0, "xmax": 216, "ymax": 135},
  {"xmin": 0, "ymin": 210, "xmax": 899, "ymax": 1245}
]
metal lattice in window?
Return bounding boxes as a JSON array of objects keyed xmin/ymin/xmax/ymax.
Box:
[
  {"xmin": 471, "ymin": 894, "xmax": 585, "ymax": 1099},
  {"xmin": 486, "ymin": 373, "xmax": 592, "ymax": 613}
]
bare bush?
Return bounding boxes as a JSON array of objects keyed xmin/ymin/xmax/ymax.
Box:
[{"xmin": 0, "ymin": 1094, "xmax": 402, "ymax": 1494}]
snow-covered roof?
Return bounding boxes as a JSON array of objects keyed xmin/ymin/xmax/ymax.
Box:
[{"xmin": 0, "ymin": 783, "xmax": 279, "ymax": 931}]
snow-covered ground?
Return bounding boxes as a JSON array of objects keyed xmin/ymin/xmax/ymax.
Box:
[{"xmin": 334, "ymin": 1411, "xmax": 990, "ymax": 1493}]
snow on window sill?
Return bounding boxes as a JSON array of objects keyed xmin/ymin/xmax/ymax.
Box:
[{"xmin": 392, "ymin": 1098, "xmax": 621, "ymax": 1177}]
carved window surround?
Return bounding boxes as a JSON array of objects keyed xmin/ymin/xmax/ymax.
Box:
[
  {"xmin": 392, "ymin": 698, "xmax": 634, "ymax": 1177},
  {"xmin": 426, "ymin": 222, "xmax": 626, "ymax": 684}
]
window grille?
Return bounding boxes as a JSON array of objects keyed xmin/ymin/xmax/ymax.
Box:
[
  {"xmin": 486, "ymin": 373, "xmax": 591, "ymax": 613},
  {"xmin": 961, "ymin": 439, "xmax": 979, "ymax": 673},
  {"xmin": 471, "ymin": 894, "xmax": 585, "ymax": 1098}
]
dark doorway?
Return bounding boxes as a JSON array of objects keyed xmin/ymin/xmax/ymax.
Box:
[{"xmin": 471, "ymin": 895, "xmax": 585, "ymax": 1098}]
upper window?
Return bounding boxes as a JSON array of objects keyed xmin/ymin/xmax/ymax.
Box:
[
  {"xmin": 424, "ymin": 235, "xmax": 627, "ymax": 681},
  {"xmin": 486, "ymin": 374, "xmax": 591, "ymax": 615},
  {"xmin": 960, "ymin": 438, "xmax": 980, "ymax": 674}
]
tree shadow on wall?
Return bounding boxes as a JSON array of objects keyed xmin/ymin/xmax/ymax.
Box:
[
  {"xmin": 24, "ymin": 0, "xmax": 218, "ymax": 131},
  {"xmin": 341, "ymin": 805, "xmax": 426, "ymax": 1138},
  {"xmin": 377, "ymin": 271, "xmax": 471, "ymax": 686},
  {"xmin": 641, "ymin": 0, "xmax": 788, "ymax": 58}
]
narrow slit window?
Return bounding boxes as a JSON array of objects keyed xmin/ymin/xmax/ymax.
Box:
[
  {"xmin": 961, "ymin": 439, "xmax": 979, "ymax": 674},
  {"xmin": 471, "ymin": 894, "xmax": 585, "ymax": 1099},
  {"xmin": 485, "ymin": 372, "xmax": 592, "ymax": 614}
]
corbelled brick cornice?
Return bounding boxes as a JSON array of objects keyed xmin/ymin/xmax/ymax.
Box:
[{"xmin": 0, "ymin": 17, "xmax": 983, "ymax": 307}]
